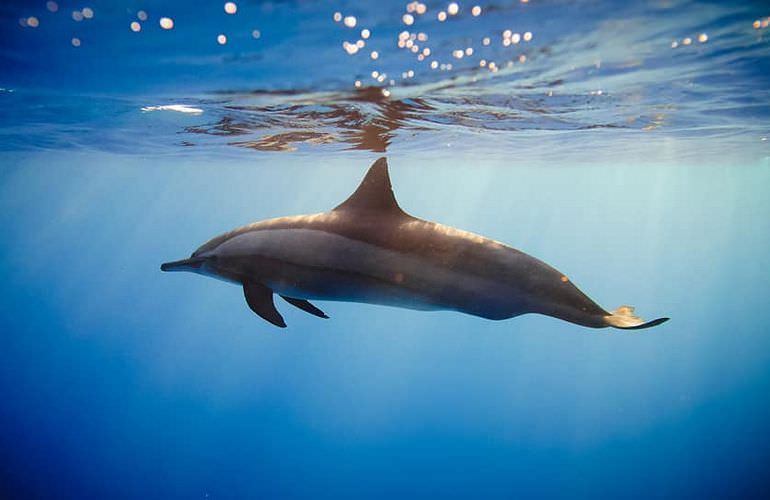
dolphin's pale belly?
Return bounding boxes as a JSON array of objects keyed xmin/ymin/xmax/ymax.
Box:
[{"xmin": 214, "ymin": 228, "xmax": 520, "ymax": 318}]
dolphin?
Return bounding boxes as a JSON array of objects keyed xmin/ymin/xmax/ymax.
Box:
[{"xmin": 161, "ymin": 158, "xmax": 669, "ymax": 330}]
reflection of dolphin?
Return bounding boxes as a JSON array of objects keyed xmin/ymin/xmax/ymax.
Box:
[{"xmin": 162, "ymin": 158, "xmax": 669, "ymax": 330}]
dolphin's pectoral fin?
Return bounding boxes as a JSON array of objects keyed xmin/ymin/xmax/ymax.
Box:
[
  {"xmin": 243, "ymin": 283, "xmax": 286, "ymax": 328},
  {"xmin": 280, "ymin": 296, "xmax": 329, "ymax": 319},
  {"xmin": 604, "ymin": 305, "xmax": 669, "ymax": 330}
]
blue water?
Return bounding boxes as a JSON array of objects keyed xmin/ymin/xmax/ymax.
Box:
[{"xmin": 2, "ymin": 1, "xmax": 770, "ymax": 498}]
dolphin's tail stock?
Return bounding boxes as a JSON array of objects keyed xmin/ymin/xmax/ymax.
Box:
[{"xmin": 604, "ymin": 305, "xmax": 669, "ymax": 330}]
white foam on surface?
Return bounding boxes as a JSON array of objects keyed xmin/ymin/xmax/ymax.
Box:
[{"xmin": 141, "ymin": 104, "xmax": 203, "ymax": 114}]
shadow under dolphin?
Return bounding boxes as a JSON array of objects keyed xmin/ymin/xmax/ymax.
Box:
[{"xmin": 162, "ymin": 158, "xmax": 669, "ymax": 330}]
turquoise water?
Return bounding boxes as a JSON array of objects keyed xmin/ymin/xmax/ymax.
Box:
[{"xmin": 2, "ymin": 1, "xmax": 770, "ymax": 498}]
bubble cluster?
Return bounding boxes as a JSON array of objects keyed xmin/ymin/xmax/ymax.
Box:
[
  {"xmin": 753, "ymin": 17, "xmax": 770, "ymax": 29},
  {"xmin": 41, "ymin": 4, "xmax": 261, "ymax": 46},
  {"xmin": 130, "ymin": 10, "xmax": 148, "ymax": 32},
  {"xmin": 336, "ymin": 14, "xmax": 374, "ymax": 58},
  {"xmin": 406, "ymin": 2, "xmax": 428, "ymax": 15},
  {"xmin": 343, "ymin": 41, "xmax": 360, "ymax": 55},
  {"xmin": 16, "ymin": 0, "xmax": 544, "ymax": 94},
  {"xmin": 671, "ymin": 33, "xmax": 709, "ymax": 48},
  {"xmin": 502, "ymin": 29, "xmax": 532, "ymax": 47},
  {"xmin": 331, "ymin": 1, "xmax": 540, "ymax": 90}
]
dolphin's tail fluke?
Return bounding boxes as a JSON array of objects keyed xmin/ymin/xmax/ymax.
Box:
[{"xmin": 604, "ymin": 305, "xmax": 669, "ymax": 330}]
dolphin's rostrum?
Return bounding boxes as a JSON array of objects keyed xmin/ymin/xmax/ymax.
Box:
[{"xmin": 162, "ymin": 158, "xmax": 669, "ymax": 330}]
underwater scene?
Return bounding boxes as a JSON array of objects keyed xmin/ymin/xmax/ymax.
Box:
[{"xmin": 2, "ymin": 0, "xmax": 770, "ymax": 498}]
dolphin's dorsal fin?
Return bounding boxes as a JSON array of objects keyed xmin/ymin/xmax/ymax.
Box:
[{"xmin": 333, "ymin": 157, "xmax": 405, "ymax": 215}]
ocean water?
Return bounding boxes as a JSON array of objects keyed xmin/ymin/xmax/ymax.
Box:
[{"xmin": 2, "ymin": 1, "xmax": 770, "ymax": 498}]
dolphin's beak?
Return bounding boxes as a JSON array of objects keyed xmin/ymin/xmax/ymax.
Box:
[{"xmin": 160, "ymin": 257, "xmax": 205, "ymax": 272}]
